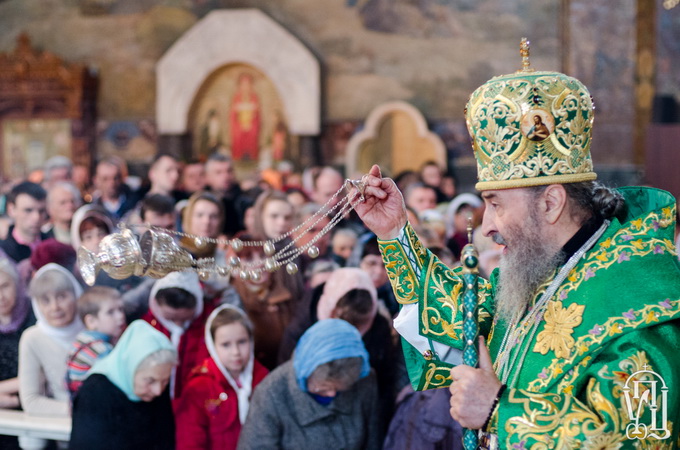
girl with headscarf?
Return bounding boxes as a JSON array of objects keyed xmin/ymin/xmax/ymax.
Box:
[
  {"xmin": 142, "ymin": 270, "xmax": 214, "ymax": 400},
  {"xmin": 18, "ymin": 263, "xmax": 84, "ymax": 449},
  {"xmin": 238, "ymin": 319, "xmax": 381, "ymax": 449},
  {"xmin": 175, "ymin": 304, "xmax": 268, "ymax": 450},
  {"xmin": 70, "ymin": 320, "xmax": 177, "ymax": 450}
]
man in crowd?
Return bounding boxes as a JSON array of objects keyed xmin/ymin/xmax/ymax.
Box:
[
  {"xmin": 42, "ymin": 155, "xmax": 74, "ymax": 190},
  {"xmin": 180, "ymin": 160, "xmax": 206, "ymax": 194},
  {"xmin": 404, "ymin": 183, "xmax": 437, "ymax": 215},
  {"xmin": 139, "ymin": 194, "xmax": 177, "ymax": 232},
  {"xmin": 311, "ymin": 167, "xmax": 344, "ymax": 210},
  {"xmin": 0, "ymin": 181, "xmax": 49, "ymax": 262},
  {"xmin": 355, "ymin": 46, "xmax": 680, "ymax": 447},
  {"xmin": 204, "ymin": 153, "xmax": 244, "ymax": 236},
  {"xmin": 45, "ymin": 181, "xmax": 82, "ymax": 245},
  {"xmin": 91, "ymin": 158, "xmax": 140, "ymax": 222},
  {"xmin": 146, "ymin": 153, "xmax": 185, "ymax": 202}
]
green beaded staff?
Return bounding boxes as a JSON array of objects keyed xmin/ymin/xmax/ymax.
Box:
[{"xmin": 460, "ymin": 219, "xmax": 480, "ymax": 450}]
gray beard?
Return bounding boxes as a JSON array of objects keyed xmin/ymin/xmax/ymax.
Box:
[{"xmin": 494, "ymin": 215, "xmax": 564, "ymax": 324}]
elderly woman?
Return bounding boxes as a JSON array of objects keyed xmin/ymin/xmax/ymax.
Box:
[
  {"xmin": 238, "ymin": 319, "xmax": 381, "ymax": 449},
  {"xmin": 70, "ymin": 320, "xmax": 177, "ymax": 450},
  {"xmin": 279, "ymin": 268, "xmax": 400, "ymax": 430},
  {"xmin": 0, "ymin": 257, "xmax": 34, "ymax": 405},
  {"xmin": 18, "ymin": 263, "xmax": 84, "ymax": 449},
  {"xmin": 0, "ymin": 256, "xmax": 35, "ymax": 449}
]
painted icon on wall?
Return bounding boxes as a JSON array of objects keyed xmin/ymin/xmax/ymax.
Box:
[
  {"xmin": 2, "ymin": 119, "xmax": 72, "ymax": 180},
  {"xmin": 190, "ymin": 63, "xmax": 295, "ymax": 172}
]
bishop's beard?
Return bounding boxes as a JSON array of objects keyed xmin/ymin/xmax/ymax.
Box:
[{"xmin": 493, "ymin": 208, "xmax": 564, "ymax": 325}]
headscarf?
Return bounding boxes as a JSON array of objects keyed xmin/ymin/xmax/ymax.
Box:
[
  {"xmin": 444, "ymin": 193, "xmax": 482, "ymax": 238},
  {"xmin": 148, "ymin": 270, "xmax": 204, "ymax": 348},
  {"xmin": 30, "ymin": 238, "xmax": 77, "ymax": 272},
  {"xmin": 0, "ymin": 256, "xmax": 31, "ymax": 334},
  {"xmin": 204, "ymin": 304, "xmax": 255, "ymax": 424},
  {"xmin": 30, "ymin": 263, "xmax": 84, "ymax": 349},
  {"xmin": 89, "ymin": 320, "xmax": 176, "ymax": 401},
  {"xmin": 293, "ymin": 319, "xmax": 370, "ymax": 392},
  {"xmin": 180, "ymin": 191, "xmax": 223, "ymax": 258},
  {"xmin": 317, "ymin": 268, "xmax": 377, "ymax": 335},
  {"xmin": 148, "ymin": 270, "xmax": 204, "ymax": 397},
  {"xmin": 70, "ymin": 204, "xmax": 114, "ymax": 250}
]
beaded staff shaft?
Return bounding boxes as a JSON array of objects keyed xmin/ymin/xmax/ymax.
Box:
[{"xmin": 460, "ymin": 219, "xmax": 480, "ymax": 450}]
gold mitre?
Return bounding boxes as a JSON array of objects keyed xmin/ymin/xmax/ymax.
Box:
[{"xmin": 465, "ymin": 38, "xmax": 597, "ymax": 191}]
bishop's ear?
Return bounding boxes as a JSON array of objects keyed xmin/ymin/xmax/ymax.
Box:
[{"xmin": 541, "ymin": 184, "xmax": 568, "ymax": 225}]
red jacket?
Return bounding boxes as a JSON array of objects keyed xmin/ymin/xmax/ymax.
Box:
[
  {"xmin": 142, "ymin": 304, "xmax": 214, "ymax": 399},
  {"xmin": 174, "ymin": 357, "xmax": 269, "ymax": 450}
]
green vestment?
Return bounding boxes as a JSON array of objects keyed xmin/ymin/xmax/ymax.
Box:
[{"xmin": 379, "ymin": 187, "xmax": 680, "ymax": 449}]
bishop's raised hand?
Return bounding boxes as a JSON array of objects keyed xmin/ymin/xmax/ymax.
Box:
[{"xmin": 353, "ymin": 165, "xmax": 408, "ymax": 240}]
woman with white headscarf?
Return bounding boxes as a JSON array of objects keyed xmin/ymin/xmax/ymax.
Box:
[
  {"xmin": 142, "ymin": 270, "xmax": 213, "ymax": 399},
  {"xmin": 18, "ymin": 263, "xmax": 84, "ymax": 449},
  {"xmin": 175, "ymin": 304, "xmax": 268, "ymax": 450}
]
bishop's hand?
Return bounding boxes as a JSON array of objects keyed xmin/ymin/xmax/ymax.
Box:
[
  {"xmin": 353, "ymin": 165, "xmax": 408, "ymax": 240},
  {"xmin": 449, "ymin": 336, "xmax": 502, "ymax": 429}
]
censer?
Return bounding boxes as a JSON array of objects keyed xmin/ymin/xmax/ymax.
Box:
[{"xmin": 78, "ymin": 177, "xmax": 368, "ymax": 286}]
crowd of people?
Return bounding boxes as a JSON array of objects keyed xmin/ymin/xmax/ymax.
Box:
[{"xmin": 0, "ymin": 153, "xmax": 487, "ymax": 449}]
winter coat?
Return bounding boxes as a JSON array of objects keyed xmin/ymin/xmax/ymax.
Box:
[
  {"xmin": 175, "ymin": 357, "xmax": 268, "ymax": 450},
  {"xmin": 142, "ymin": 305, "xmax": 213, "ymax": 399},
  {"xmin": 70, "ymin": 374, "xmax": 175, "ymax": 450},
  {"xmin": 237, "ymin": 361, "xmax": 381, "ymax": 450}
]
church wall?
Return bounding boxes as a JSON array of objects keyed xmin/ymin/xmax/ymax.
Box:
[{"xmin": 0, "ymin": 0, "xmax": 669, "ymax": 188}]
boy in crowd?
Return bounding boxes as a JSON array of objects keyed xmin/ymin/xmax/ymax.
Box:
[{"xmin": 66, "ymin": 286, "xmax": 126, "ymax": 397}]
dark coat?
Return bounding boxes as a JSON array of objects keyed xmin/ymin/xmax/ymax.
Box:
[
  {"xmin": 70, "ymin": 374, "xmax": 175, "ymax": 450},
  {"xmin": 175, "ymin": 357, "xmax": 269, "ymax": 450},
  {"xmin": 383, "ymin": 387, "xmax": 463, "ymax": 450},
  {"xmin": 237, "ymin": 361, "xmax": 381, "ymax": 450},
  {"xmin": 0, "ymin": 225, "xmax": 50, "ymax": 263}
]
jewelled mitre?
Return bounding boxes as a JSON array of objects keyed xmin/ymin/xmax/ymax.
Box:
[{"xmin": 465, "ymin": 38, "xmax": 597, "ymax": 191}]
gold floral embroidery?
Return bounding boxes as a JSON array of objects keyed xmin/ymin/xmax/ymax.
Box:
[
  {"xmin": 528, "ymin": 300, "xmax": 680, "ymax": 392},
  {"xmin": 534, "ymin": 301, "xmax": 585, "ymax": 358},
  {"xmin": 379, "ymin": 242, "xmax": 418, "ymax": 304},
  {"xmin": 558, "ymin": 209, "xmax": 677, "ymax": 300},
  {"xmin": 507, "ymin": 355, "xmax": 676, "ymax": 449},
  {"xmin": 421, "ymin": 258, "xmax": 492, "ymax": 342}
]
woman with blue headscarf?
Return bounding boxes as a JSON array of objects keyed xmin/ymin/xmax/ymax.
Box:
[
  {"xmin": 70, "ymin": 320, "xmax": 178, "ymax": 450},
  {"xmin": 237, "ymin": 319, "xmax": 381, "ymax": 449}
]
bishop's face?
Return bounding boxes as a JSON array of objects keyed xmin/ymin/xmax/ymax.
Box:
[
  {"xmin": 481, "ymin": 188, "xmax": 533, "ymax": 257},
  {"xmin": 481, "ymin": 187, "xmax": 563, "ymax": 323}
]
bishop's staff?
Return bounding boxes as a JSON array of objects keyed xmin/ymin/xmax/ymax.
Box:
[{"xmin": 460, "ymin": 218, "xmax": 480, "ymax": 450}]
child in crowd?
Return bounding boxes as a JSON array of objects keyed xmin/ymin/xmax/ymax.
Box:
[
  {"xmin": 330, "ymin": 228, "xmax": 358, "ymax": 267},
  {"xmin": 175, "ymin": 305, "xmax": 268, "ymax": 450},
  {"xmin": 143, "ymin": 271, "xmax": 213, "ymax": 400},
  {"xmin": 66, "ymin": 286, "xmax": 126, "ymax": 398},
  {"xmin": 70, "ymin": 205, "xmax": 113, "ymax": 253}
]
